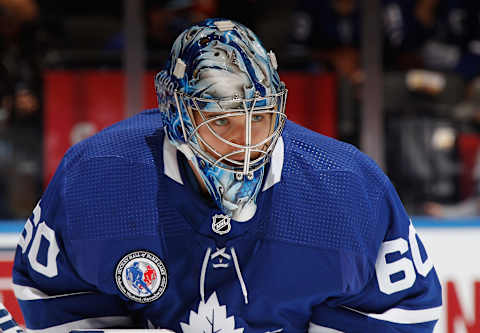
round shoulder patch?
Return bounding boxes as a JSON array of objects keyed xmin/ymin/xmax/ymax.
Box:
[{"xmin": 115, "ymin": 250, "xmax": 168, "ymax": 303}]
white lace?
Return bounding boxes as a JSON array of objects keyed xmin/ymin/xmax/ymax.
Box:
[
  {"xmin": 211, "ymin": 247, "xmax": 232, "ymax": 268},
  {"xmin": 200, "ymin": 247, "xmax": 249, "ymax": 305}
]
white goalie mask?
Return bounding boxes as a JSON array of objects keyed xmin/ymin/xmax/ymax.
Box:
[{"xmin": 155, "ymin": 18, "xmax": 287, "ymax": 221}]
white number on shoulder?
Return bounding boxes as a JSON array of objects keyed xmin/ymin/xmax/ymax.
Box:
[
  {"xmin": 375, "ymin": 220, "xmax": 432, "ymax": 295},
  {"xmin": 18, "ymin": 201, "xmax": 60, "ymax": 278}
]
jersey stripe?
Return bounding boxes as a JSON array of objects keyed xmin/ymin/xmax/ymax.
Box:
[
  {"xmin": 163, "ymin": 137, "xmax": 183, "ymax": 185},
  {"xmin": 13, "ymin": 284, "xmax": 93, "ymax": 301},
  {"xmin": 262, "ymin": 137, "xmax": 284, "ymax": 191},
  {"xmin": 0, "ymin": 302, "xmax": 23, "ymax": 333},
  {"xmin": 344, "ymin": 305, "xmax": 442, "ymax": 324},
  {"xmin": 25, "ymin": 316, "xmax": 133, "ymax": 332},
  {"xmin": 308, "ymin": 322, "xmax": 344, "ymax": 333}
]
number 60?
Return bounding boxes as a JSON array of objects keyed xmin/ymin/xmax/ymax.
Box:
[
  {"xmin": 375, "ymin": 222, "xmax": 433, "ymax": 295},
  {"xmin": 17, "ymin": 201, "xmax": 59, "ymax": 278}
]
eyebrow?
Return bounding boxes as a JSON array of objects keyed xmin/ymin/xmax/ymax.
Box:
[{"xmin": 203, "ymin": 112, "xmax": 227, "ymax": 119}]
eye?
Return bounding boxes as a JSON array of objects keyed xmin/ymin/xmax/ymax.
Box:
[
  {"xmin": 213, "ymin": 118, "xmax": 229, "ymax": 126},
  {"xmin": 252, "ymin": 114, "xmax": 264, "ymax": 122}
]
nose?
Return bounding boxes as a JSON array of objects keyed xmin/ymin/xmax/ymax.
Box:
[
  {"xmin": 226, "ymin": 118, "xmax": 247, "ymax": 146},
  {"xmin": 226, "ymin": 133, "xmax": 247, "ymax": 162},
  {"xmin": 220, "ymin": 118, "xmax": 249, "ymax": 162},
  {"xmin": 228, "ymin": 129, "xmax": 247, "ymax": 147},
  {"xmin": 225, "ymin": 119, "xmax": 265, "ymax": 163}
]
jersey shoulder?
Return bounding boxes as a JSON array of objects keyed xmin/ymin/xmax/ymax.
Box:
[
  {"xmin": 64, "ymin": 108, "xmax": 164, "ymax": 169},
  {"xmin": 282, "ymin": 120, "xmax": 389, "ymax": 190},
  {"xmin": 55, "ymin": 109, "xmax": 166, "ymax": 241},
  {"xmin": 268, "ymin": 121, "xmax": 392, "ymax": 256}
]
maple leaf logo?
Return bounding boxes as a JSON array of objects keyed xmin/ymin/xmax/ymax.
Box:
[{"xmin": 180, "ymin": 292, "xmax": 244, "ymax": 333}]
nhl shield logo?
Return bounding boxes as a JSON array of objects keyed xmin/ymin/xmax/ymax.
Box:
[
  {"xmin": 212, "ymin": 214, "xmax": 231, "ymax": 235},
  {"xmin": 115, "ymin": 250, "xmax": 168, "ymax": 303}
]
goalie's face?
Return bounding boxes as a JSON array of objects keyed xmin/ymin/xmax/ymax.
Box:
[
  {"xmin": 192, "ymin": 110, "xmax": 273, "ymax": 163},
  {"xmin": 176, "ymin": 92, "xmax": 286, "ymax": 176}
]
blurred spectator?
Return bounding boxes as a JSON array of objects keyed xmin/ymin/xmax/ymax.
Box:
[
  {"xmin": 383, "ymin": 0, "xmax": 437, "ymax": 70},
  {"xmin": 0, "ymin": 0, "xmax": 41, "ymax": 125},
  {"xmin": 0, "ymin": 63, "xmax": 12, "ymax": 127},
  {"xmin": 0, "ymin": 0, "xmax": 57, "ymax": 218},
  {"xmin": 382, "ymin": 0, "xmax": 478, "ymax": 212},
  {"xmin": 145, "ymin": 0, "xmax": 218, "ymax": 68},
  {"xmin": 424, "ymin": 148, "xmax": 480, "ymax": 217},
  {"xmin": 0, "ymin": 63, "xmax": 13, "ymax": 217},
  {"xmin": 217, "ymin": 0, "xmax": 294, "ymax": 62},
  {"xmin": 290, "ymin": 0, "xmax": 362, "ymax": 82},
  {"xmin": 0, "ymin": 0, "xmax": 63, "ymax": 125},
  {"xmin": 146, "ymin": 1, "xmax": 218, "ymax": 46},
  {"xmin": 424, "ymin": 196, "xmax": 480, "ymax": 218},
  {"xmin": 453, "ymin": 77, "xmax": 480, "ymax": 131},
  {"xmin": 288, "ymin": 0, "xmax": 363, "ymax": 146},
  {"xmin": 421, "ymin": 78, "xmax": 480, "ymax": 217},
  {"xmin": 384, "ymin": 0, "xmax": 480, "ymax": 82}
]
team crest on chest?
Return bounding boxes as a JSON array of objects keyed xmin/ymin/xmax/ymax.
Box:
[
  {"xmin": 115, "ymin": 250, "xmax": 167, "ymax": 303},
  {"xmin": 180, "ymin": 292, "xmax": 244, "ymax": 333},
  {"xmin": 212, "ymin": 214, "xmax": 231, "ymax": 235}
]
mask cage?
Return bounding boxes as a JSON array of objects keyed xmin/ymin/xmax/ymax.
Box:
[{"xmin": 174, "ymin": 89, "xmax": 288, "ymax": 176}]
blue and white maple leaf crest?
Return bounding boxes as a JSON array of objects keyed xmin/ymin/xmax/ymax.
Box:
[{"xmin": 180, "ymin": 292, "xmax": 244, "ymax": 333}]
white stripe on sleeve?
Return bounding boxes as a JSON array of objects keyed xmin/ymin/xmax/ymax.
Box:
[
  {"xmin": 308, "ymin": 322, "xmax": 344, "ymax": 333},
  {"xmin": 13, "ymin": 283, "xmax": 92, "ymax": 301},
  {"xmin": 26, "ymin": 316, "xmax": 134, "ymax": 332},
  {"xmin": 344, "ymin": 305, "xmax": 442, "ymax": 324}
]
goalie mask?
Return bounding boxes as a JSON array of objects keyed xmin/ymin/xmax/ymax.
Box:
[{"xmin": 155, "ymin": 18, "xmax": 287, "ymax": 221}]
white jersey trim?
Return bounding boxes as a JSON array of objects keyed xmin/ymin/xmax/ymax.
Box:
[
  {"xmin": 25, "ymin": 316, "xmax": 133, "ymax": 332},
  {"xmin": 163, "ymin": 136, "xmax": 183, "ymax": 185},
  {"xmin": 344, "ymin": 305, "xmax": 442, "ymax": 324},
  {"xmin": 3, "ymin": 326, "xmax": 25, "ymax": 333},
  {"xmin": 262, "ymin": 136, "xmax": 284, "ymax": 191},
  {"xmin": 308, "ymin": 322, "xmax": 344, "ymax": 333},
  {"xmin": 13, "ymin": 283, "xmax": 93, "ymax": 301}
]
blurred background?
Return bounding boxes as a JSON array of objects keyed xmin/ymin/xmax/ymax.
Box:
[
  {"xmin": 1, "ymin": 0, "xmax": 480, "ymax": 219},
  {"xmin": 1, "ymin": 0, "xmax": 480, "ymax": 331}
]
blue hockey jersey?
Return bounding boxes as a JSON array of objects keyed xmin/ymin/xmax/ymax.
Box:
[{"xmin": 12, "ymin": 109, "xmax": 442, "ymax": 332}]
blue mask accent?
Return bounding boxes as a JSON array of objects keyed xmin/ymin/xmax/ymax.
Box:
[{"xmin": 197, "ymin": 159, "xmax": 265, "ymax": 221}]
